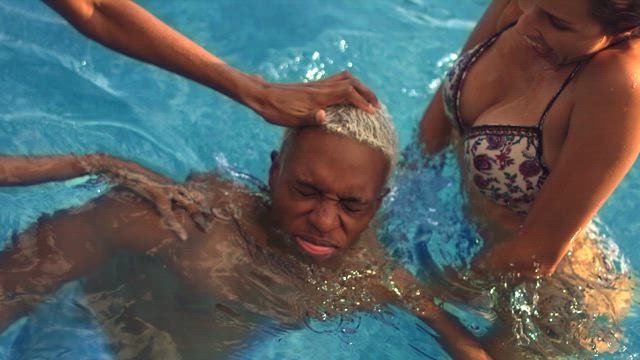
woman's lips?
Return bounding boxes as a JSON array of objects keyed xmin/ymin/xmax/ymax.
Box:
[
  {"xmin": 295, "ymin": 236, "xmax": 337, "ymax": 257},
  {"xmin": 524, "ymin": 35, "xmax": 552, "ymax": 57}
]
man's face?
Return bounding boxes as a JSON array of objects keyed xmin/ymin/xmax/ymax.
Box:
[{"xmin": 268, "ymin": 127, "xmax": 390, "ymax": 261}]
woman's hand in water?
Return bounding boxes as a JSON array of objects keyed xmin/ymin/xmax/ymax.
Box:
[
  {"xmin": 471, "ymin": 240, "xmax": 557, "ymax": 279},
  {"xmin": 244, "ymin": 71, "xmax": 379, "ymax": 127},
  {"xmin": 79, "ymin": 153, "xmax": 212, "ymax": 240}
]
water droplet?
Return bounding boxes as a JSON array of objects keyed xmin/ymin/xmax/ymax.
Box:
[
  {"xmin": 338, "ymin": 40, "xmax": 348, "ymax": 52},
  {"xmin": 341, "ymin": 327, "xmax": 357, "ymax": 334}
]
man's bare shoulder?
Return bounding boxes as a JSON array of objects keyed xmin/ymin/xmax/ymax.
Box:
[
  {"xmin": 185, "ymin": 171, "xmax": 257, "ymax": 197},
  {"xmin": 184, "ymin": 172, "xmax": 269, "ymax": 218},
  {"xmin": 87, "ymin": 186, "xmax": 188, "ymax": 254}
]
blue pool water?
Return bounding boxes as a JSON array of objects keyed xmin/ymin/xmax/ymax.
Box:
[{"xmin": 1, "ymin": 0, "xmax": 639, "ymax": 359}]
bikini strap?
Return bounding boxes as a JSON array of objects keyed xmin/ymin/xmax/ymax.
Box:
[
  {"xmin": 454, "ymin": 21, "xmax": 518, "ymax": 133},
  {"xmin": 537, "ymin": 34, "xmax": 633, "ymax": 130},
  {"xmin": 536, "ymin": 61, "xmax": 586, "ymax": 130},
  {"xmin": 470, "ymin": 21, "xmax": 518, "ymax": 60}
]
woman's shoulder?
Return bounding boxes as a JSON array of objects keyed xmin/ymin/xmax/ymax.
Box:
[
  {"xmin": 496, "ymin": 0, "xmax": 521, "ymax": 29},
  {"xmin": 460, "ymin": 0, "xmax": 521, "ymax": 52},
  {"xmin": 572, "ymin": 40, "xmax": 640, "ymax": 134},
  {"xmin": 577, "ymin": 40, "xmax": 640, "ymax": 101},
  {"xmin": 580, "ymin": 39, "xmax": 640, "ymax": 88}
]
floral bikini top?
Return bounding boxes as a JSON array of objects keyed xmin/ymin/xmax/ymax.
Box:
[{"xmin": 442, "ymin": 23, "xmax": 587, "ymax": 215}]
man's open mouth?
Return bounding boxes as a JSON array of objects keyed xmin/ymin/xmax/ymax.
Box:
[{"xmin": 294, "ymin": 236, "xmax": 337, "ymax": 257}]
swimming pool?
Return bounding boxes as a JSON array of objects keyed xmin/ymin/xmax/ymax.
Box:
[{"xmin": 0, "ymin": 0, "xmax": 639, "ymax": 359}]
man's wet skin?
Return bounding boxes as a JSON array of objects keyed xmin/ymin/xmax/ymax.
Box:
[
  {"xmin": 153, "ymin": 127, "xmax": 393, "ymax": 312},
  {"xmin": 267, "ymin": 127, "xmax": 390, "ymax": 263},
  {"xmin": 99, "ymin": 128, "xmax": 397, "ymax": 358},
  {"xmin": 0, "ymin": 128, "xmax": 400, "ymax": 358}
]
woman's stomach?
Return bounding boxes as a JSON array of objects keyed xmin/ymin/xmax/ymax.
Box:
[{"xmin": 453, "ymin": 139, "xmax": 527, "ymax": 246}]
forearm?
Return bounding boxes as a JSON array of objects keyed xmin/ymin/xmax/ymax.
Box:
[
  {"xmin": 0, "ymin": 295, "xmax": 31, "ymax": 334},
  {"xmin": 386, "ymin": 267, "xmax": 491, "ymax": 359},
  {"xmin": 44, "ymin": 0, "xmax": 263, "ymax": 107},
  {"xmin": 477, "ymin": 227, "xmax": 578, "ymax": 279},
  {"xmin": 418, "ymin": 86, "xmax": 452, "ymax": 154},
  {"xmin": 508, "ymin": 228, "xmax": 577, "ymax": 277},
  {"xmin": 419, "ymin": 308, "xmax": 492, "ymax": 360},
  {"xmin": 0, "ymin": 153, "xmax": 171, "ymax": 188},
  {"xmin": 0, "ymin": 155, "xmax": 88, "ymax": 186}
]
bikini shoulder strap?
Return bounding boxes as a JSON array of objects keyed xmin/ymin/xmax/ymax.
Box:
[
  {"xmin": 454, "ymin": 21, "xmax": 518, "ymax": 133},
  {"xmin": 537, "ymin": 61, "xmax": 586, "ymax": 130},
  {"xmin": 538, "ymin": 35, "xmax": 633, "ymax": 130}
]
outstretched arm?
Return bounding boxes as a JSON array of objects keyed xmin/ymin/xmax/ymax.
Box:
[
  {"xmin": 0, "ymin": 153, "xmax": 211, "ymax": 241},
  {"xmin": 43, "ymin": 0, "xmax": 379, "ymax": 126},
  {"xmin": 0, "ymin": 154, "xmax": 89, "ymax": 186},
  {"xmin": 0, "ymin": 153, "xmax": 169, "ymax": 186}
]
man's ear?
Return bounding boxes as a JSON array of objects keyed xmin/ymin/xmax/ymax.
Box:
[
  {"xmin": 268, "ymin": 150, "xmax": 281, "ymax": 190},
  {"xmin": 374, "ymin": 187, "xmax": 391, "ymax": 211}
]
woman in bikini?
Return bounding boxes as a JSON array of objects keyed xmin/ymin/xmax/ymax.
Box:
[{"xmin": 419, "ymin": 0, "xmax": 640, "ymax": 358}]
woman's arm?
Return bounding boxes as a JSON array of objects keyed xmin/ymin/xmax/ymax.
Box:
[
  {"xmin": 418, "ymin": 0, "xmax": 519, "ymax": 154},
  {"xmin": 476, "ymin": 54, "xmax": 640, "ymax": 278},
  {"xmin": 43, "ymin": 0, "xmax": 378, "ymax": 126}
]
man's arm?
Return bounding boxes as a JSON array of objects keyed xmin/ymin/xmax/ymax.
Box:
[
  {"xmin": 0, "ymin": 187, "xmax": 190, "ymax": 332},
  {"xmin": 43, "ymin": 0, "xmax": 379, "ymax": 125},
  {"xmin": 383, "ymin": 267, "xmax": 492, "ymax": 360},
  {"xmin": 0, "ymin": 154, "xmax": 89, "ymax": 186},
  {"xmin": 0, "ymin": 153, "xmax": 211, "ymax": 242},
  {"xmin": 0, "ymin": 153, "xmax": 170, "ymax": 186}
]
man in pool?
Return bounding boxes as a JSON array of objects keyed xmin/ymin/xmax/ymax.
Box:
[{"xmin": 0, "ymin": 105, "xmax": 490, "ymax": 359}]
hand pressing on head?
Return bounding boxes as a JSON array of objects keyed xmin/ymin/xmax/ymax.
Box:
[{"xmin": 246, "ymin": 71, "xmax": 380, "ymax": 127}]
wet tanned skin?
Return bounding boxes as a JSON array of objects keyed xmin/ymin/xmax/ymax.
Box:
[
  {"xmin": 0, "ymin": 129, "xmax": 491, "ymax": 360},
  {"xmin": 0, "ymin": 130, "xmax": 391, "ymax": 354},
  {"xmin": 268, "ymin": 127, "xmax": 390, "ymax": 263}
]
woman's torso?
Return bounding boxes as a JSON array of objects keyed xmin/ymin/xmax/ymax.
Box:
[{"xmin": 442, "ymin": 20, "xmax": 638, "ymax": 243}]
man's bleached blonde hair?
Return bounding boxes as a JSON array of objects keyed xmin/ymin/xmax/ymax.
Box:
[{"xmin": 280, "ymin": 104, "xmax": 399, "ymax": 173}]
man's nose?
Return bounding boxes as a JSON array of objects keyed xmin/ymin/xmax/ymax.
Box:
[{"xmin": 308, "ymin": 199, "xmax": 341, "ymax": 233}]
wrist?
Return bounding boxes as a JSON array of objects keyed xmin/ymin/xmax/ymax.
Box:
[
  {"xmin": 487, "ymin": 244, "xmax": 559, "ymax": 279},
  {"xmin": 206, "ymin": 61, "xmax": 267, "ymax": 112},
  {"xmin": 411, "ymin": 296, "xmax": 446, "ymax": 321},
  {"xmin": 76, "ymin": 153, "xmax": 107, "ymax": 175},
  {"xmin": 236, "ymin": 71, "xmax": 268, "ymax": 113}
]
